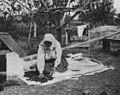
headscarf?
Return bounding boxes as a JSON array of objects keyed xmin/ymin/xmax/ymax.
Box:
[
  {"xmin": 37, "ymin": 33, "xmax": 62, "ymax": 73},
  {"xmin": 40, "ymin": 33, "xmax": 58, "ymax": 50}
]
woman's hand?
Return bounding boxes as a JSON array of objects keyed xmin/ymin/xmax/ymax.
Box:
[{"xmin": 38, "ymin": 73, "xmax": 45, "ymax": 78}]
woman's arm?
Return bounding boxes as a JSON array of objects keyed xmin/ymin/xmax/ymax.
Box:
[
  {"xmin": 37, "ymin": 45, "xmax": 45, "ymax": 74},
  {"xmin": 54, "ymin": 42, "xmax": 62, "ymax": 67}
]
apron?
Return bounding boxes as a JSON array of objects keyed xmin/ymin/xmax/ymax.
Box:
[{"xmin": 43, "ymin": 49, "xmax": 68, "ymax": 75}]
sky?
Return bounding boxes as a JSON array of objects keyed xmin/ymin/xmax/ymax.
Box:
[{"xmin": 113, "ymin": 0, "xmax": 120, "ymax": 13}]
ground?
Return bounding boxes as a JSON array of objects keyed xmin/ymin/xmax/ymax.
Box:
[{"xmin": 0, "ymin": 36, "xmax": 120, "ymax": 95}]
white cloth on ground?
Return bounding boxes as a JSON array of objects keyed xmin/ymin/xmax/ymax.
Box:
[{"xmin": 17, "ymin": 53, "xmax": 114, "ymax": 86}]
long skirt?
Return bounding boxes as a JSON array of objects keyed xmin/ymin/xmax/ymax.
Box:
[
  {"xmin": 43, "ymin": 56, "xmax": 68, "ymax": 75},
  {"xmin": 24, "ymin": 56, "xmax": 68, "ymax": 81}
]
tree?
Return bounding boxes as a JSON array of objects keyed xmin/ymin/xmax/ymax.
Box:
[
  {"xmin": 0, "ymin": 0, "xmax": 115, "ymax": 44},
  {"xmin": 79, "ymin": 0, "xmax": 115, "ymax": 27}
]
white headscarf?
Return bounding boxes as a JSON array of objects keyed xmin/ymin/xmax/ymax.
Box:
[
  {"xmin": 37, "ymin": 33, "xmax": 62, "ymax": 73},
  {"xmin": 40, "ymin": 33, "xmax": 58, "ymax": 50}
]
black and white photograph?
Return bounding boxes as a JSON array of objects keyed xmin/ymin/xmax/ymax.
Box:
[{"xmin": 0, "ymin": 0, "xmax": 120, "ymax": 95}]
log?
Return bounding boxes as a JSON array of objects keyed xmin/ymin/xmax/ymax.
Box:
[
  {"xmin": 22, "ymin": 30, "xmax": 120, "ymax": 60},
  {"xmin": 62, "ymin": 30, "xmax": 120, "ymax": 50},
  {"xmin": 22, "ymin": 54, "xmax": 37, "ymax": 60}
]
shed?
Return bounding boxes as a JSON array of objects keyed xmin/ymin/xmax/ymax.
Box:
[{"xmin": 0, "ymin": 32, "xmax": 26, "ymax": 77}]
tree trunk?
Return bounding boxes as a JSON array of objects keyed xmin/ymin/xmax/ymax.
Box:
[
  {"xmin": 33, "ymin": 22, "xmax": 37, "ymax": 38},
  {"xmin": 28, "ymin": 22, "xmax": 33, "ymax": 45},
  {"xmin": 56, "ymin": 28, "xmax": 62, "ymax": 43},
  {"xmin": 60, "ymin": 0, "xmax": 71, "ymax": 26}
]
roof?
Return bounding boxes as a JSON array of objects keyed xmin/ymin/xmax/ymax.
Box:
[
  {"xmin": 90, "ymin": 25, "xmax": 120, "ymax": 40},
  {"xmin": 0, "ymin": 32, "xmax": 26, "ymax": 57}
]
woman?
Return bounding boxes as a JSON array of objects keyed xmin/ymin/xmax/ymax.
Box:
[{"xmin": 37, "ymin": 33, "xmax": 68, "ymax": 78}]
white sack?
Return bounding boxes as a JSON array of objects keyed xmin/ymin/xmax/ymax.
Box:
[{"xmin": 6, "ymin": 52, "xmax": 24, "ymax": 76}]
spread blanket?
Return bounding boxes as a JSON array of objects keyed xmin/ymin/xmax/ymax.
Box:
[{"xmin": 6, "ymin": 52, "xmax": 114, "ymax": 86}]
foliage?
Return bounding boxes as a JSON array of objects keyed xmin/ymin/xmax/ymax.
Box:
[
  {"xmin": 79, "ymin": 0, "xmax": 115, "ymax": 27},
  {"xmin": 0, "ymin": 0, "xmax": 116, "ymax": 33}
]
